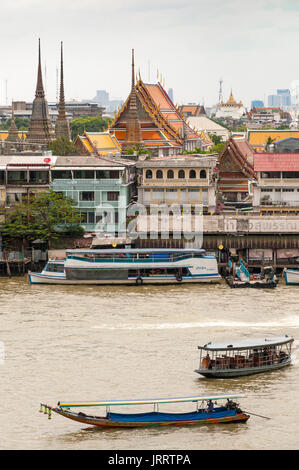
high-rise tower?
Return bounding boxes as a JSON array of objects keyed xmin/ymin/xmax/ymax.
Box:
[
  {"xmin": 55, "ymin": 42, "xmax": 71, "ymax": 140},
  {"xmin": 27, "ymin": 39, "xmax": 55, "ymax": 147}
]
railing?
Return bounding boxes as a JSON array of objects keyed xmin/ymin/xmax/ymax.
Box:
[
  {"xmin": 201, "ymin": 352, "xmax": 289, "ymax": 371},
  {"xmin": 68, "ymin": 252, "xmax": 205, "ymax": 263}
]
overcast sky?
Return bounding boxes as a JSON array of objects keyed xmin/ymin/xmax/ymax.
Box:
[{"xmin": 1, "ymin": 0, "xmax": 299, "ymax": 108}]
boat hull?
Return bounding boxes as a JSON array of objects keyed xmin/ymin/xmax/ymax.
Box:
[
  {"xmin": 284, "ymin": 269, "xmax": 299, "ymax": 285},
  {"xmin": 195, "ymin": 358, "xmax": 292, "ymax": 378},
  {"xmin": 28, "ymin": 272, "xmax": 221, "ymax": 285},
  {"xmin": 225, "ymin": 277, "xmax": 277, "ymax": 289},
  {"xmin": 51, "ymin": 407, "xmax": 249, "ymax": 427}
]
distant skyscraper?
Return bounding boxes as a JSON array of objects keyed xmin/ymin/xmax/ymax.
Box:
[
  {"xmin": 168, "ymin": 88, "xmax": 174, "ymax": 102},
  {"xmin": 268, "ymin": 89, "xmax": 291, "ymax": 108},
  {"xmin": 251, "ymin": 100, "xmax": 264, "ymax": 108},
  {"xmin": 94, "ymin": 90, "xmax": 109, "ymax": 105}
]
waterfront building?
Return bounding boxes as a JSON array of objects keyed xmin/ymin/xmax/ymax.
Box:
[
  {"xmin": 0, "ymin": 155, "xmax": 54, "ymax": 206},
  {"xmin": 248, "ymin": 129, "xmax": 299, "ymax": 151},
  {"xmin": 215, "ymin": 90, "xmax": 246, "ymax": 120},
  {"xmin": 136, "ymin": 154, "xmax": 217, "ymax": 213},
  {"xmin": 253, "ymin": 153, "xmax": 299, "ymax": 213},
  {"xmin": 50, "ymin": 156, "xmax": 136, "ymax": 233},
  {"xmin": 27, "ymin": 39, "xmax": 55, "ymax": 149},
  {"xmin": 109, "ymin": 50, "xmax": 207, "ymax": 157},
  {"xmin": 216, "ymin": 138, "xmax": 256, "ymax": 206},
  {"xmin": 55, "ymin": 42, "xmax": 71, "ymax": 140}
]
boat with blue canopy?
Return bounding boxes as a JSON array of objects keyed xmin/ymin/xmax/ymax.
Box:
[
  {"xmin": 28, "ymin": 248, "xmax": 221, "ymax": 285},
  {"xmin": 40, "ymin": 393, "xmax": 249, "ymax": 428}
]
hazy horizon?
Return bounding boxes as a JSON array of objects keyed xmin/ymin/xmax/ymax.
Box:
[{"xmin": 1, "ymin": 0, "xmax": 299, "ymax": 109}]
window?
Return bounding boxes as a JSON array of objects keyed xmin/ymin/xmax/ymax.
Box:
[
  {"xmin": 167, "ymin": 169, "xmax": 174, "ymax": 179},
  {"xmin": 51, "ymin": 170, "xmax": 72, "ymax": 180},
  {"xmin": 47, "ymin": 263, "xmax": 64, "ymax": 273},
  {"xmin": 74, "ymin": 170, "xmax": 94, "ymax": 179},
  {"xmin": 282, "ymin": 188, "xmax": 294, "ymax": 192},
  {"xmin": 200, "ymin": 169, "xmax": 206, "ymax": 178},
  {"xmin": 145, "ymin": 169, "xmax": 152, "ymax": 179},
  {"xmin": 156, "ymin": 170, "xmax": 163, "ymax": 179},
  {"xmin": 178, "ymin": 169, "xmax": 185, "ymax": 179},
  {"xmin": 107, "ymin": 191, "xmax": 119, "ymax": 201},
  {"xmin": 189, "ymin": 169, "xmax": 196, "ymax": 178},
  {"xmin": 80, "ymin": 191, "xmax": 94, "ymax": 201}
]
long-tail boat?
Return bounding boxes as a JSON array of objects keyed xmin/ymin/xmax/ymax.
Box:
[{"xmin": 40, "ymin": 393, "xmax": 249, "ymax": 428}]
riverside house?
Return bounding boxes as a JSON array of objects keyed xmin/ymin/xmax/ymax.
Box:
[{"xmin": 50, "ymin": 156, "xmax": 136, "ymax": 234}]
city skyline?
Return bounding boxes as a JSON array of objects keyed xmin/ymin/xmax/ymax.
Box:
[{"xmin": 1, "ymin": 0, "xmax": 299, "ymax": 108}]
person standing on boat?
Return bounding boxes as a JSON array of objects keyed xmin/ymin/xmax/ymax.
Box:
[{"xmin": 207, "ymin": 400, "xmax": 214, "ymax": 412}]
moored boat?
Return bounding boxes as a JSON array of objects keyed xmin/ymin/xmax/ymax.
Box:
[
  {"xmin": 28, "ymin": 248, "xmax": 221, "ymax": 285},
  {"xmin": 195, "ymin": 336, "xmax": 294, "ymax": 378},
  {"xmin": 284, "ymin": 268, "xmax": 299, "ymax": 285},
  {"xmin": 40, "ymin": 393, "xmax": 249, "ymax": 428}
]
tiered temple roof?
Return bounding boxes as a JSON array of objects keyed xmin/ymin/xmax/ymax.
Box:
[
  {"xmin": 217, "ymin": 138, "xmax": 256, "ymax": 193},
  {"xmin": 109, "ymin": 53, "xmax": 206, "ymax": 153}
]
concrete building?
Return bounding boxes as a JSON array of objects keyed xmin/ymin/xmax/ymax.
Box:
[
  {"xmin": 50, "ymin": 156, "xmax": 136, "ymax": 234},
  {"xmin": 136, "ymin": 154, "xmax": 217, "ymax": 213},
  {"xmin": 187, "ymin": 115, "xmax": 229, "ymax": 142}
]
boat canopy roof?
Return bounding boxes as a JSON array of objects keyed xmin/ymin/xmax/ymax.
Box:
[
  {"xmin": 198, "ymin": 336, "xmax": 293, "ymax": 352},
  {"xmin": 57, "ymin": 393, "xmax": 246, "ymax": 408},
  {"xmin": 66, "ymin": 248, "xmax": 206, "ymax": 254}
]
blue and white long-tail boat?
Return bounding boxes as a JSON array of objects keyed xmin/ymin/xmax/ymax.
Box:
[
  {"xmin": 28, "ymin": 248, "xmax": 221, "ymax": 285},
  {"xmin": 284, "ymin": 268, "xmax": 299, "ymax": 285},
  {"xmin": 40, "ymin": 393, "xmax": 249, "ymax": 428}
]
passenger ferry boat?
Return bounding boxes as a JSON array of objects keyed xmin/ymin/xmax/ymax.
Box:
[
  {"xmin": 194, "ymin": 336, "xmax": 294, "ymax": 378},
  {"xmin": 28, "ymin": 248, "xmax": 221, "ymax": 285},
  {"xmin": 40, "ymin": 393, "xmax": 249, "ymax": 428}
]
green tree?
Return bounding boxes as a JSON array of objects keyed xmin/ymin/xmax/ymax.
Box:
[
  {"xmin": 0, "ymin": 117, "xmax": 30, "ymax": 131},
  {"xmin": 1, "ymin": 190, "xmax": 84, "ymax": 244},
  {"xmin": 70, "ymin": 116, "xmax": 112, "ymax": 139},
  {"xmin": 49, "ymin": 137, "xmax": 78, "ymax": 156}
]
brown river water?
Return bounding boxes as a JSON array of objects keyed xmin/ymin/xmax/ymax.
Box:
[{"xmin": 0, "ymin": 277, "xmax": 298, "ymax": 450}]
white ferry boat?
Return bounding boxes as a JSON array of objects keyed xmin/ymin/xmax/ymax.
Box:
[{"xmin": 28, "ymin": 248, "xmax": 221, "ymax": 285}]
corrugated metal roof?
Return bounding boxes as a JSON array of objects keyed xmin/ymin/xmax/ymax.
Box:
[{"xmin": 254, "ymin": 153, "xmax": 299, "ymax": 171}]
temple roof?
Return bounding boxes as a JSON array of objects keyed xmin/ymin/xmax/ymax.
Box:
[
  {"xmin": 220, "ymin": 89, "xmax": 243, "ymax": 107},
  {"xmin": 218, "ymin": 138, "xmax": 256, "ymax": 179},
  {"xmin": 110, "ymin": 78, "xmax": 203, "ymax": 149}
]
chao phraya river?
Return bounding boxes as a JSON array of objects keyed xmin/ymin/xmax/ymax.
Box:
[{"xmin": 0, "ymin": 277, "xmax": 298, "ymax": 450}]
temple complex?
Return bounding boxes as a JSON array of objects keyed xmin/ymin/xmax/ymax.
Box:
[
  {"xmin": 27, "ymin": 39, "xmax": 55, "ymax": 148},
  {"xmin": 215, "ymin": 90, "xmax": 246, "ymax": 120},
  {"xmin": 109, "ymin": 50, "xmax": 209, "ymax": 157},
  {"xmin": 55, "ymin": 42, "xmax": 71, "ymax": 140}
]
